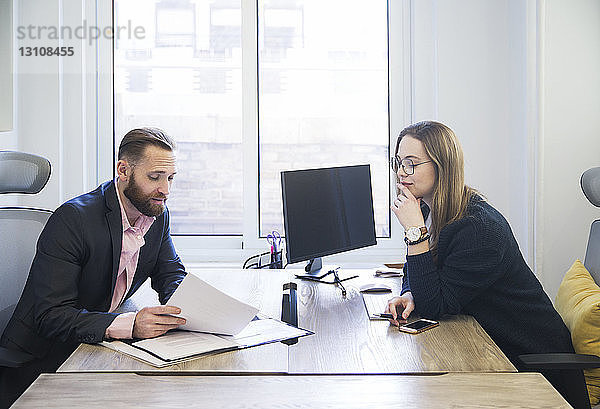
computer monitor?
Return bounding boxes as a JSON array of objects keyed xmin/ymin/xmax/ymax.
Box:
[{"xmin": 281, "ymin": 164, "xmax": 377, "ymax": 274}]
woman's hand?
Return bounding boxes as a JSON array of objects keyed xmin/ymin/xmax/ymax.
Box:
[
  {"xmin": 391, "ymin": 184, "xmax": 425, "ymax": 230},
  {"xmin": 385, "ymin": 292, "xmax": 415, "ymax": 326}
]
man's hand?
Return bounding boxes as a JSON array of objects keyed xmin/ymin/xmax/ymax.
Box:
[
  {"xmin": 132, "ymin": 305, "xmax": 186, "ymax": 339},
  {"xmin": 385, "ymin": 292, "xmax": 415, "ymax": 326}
]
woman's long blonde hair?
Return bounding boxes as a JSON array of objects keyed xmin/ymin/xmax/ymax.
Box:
[{"xmin": 394, "ymin": 121, "xmax": 478, "ymax": 255}]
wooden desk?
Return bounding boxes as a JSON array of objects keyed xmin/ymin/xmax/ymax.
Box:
[
  {"xmin": 13, "ymin": 373, "xmax": 570, "ymax": 408},
  {"xmin": 58, "ymin": 269, "xmax": 516, "ymax": 373},
  {"xmin": 290, "ymin": 273, "xmax": 514, "ymax": 373}
]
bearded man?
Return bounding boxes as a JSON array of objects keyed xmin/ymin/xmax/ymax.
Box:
[{"xmin": 1, "ymin": 128, "xmax": 187, "ymax": 407}]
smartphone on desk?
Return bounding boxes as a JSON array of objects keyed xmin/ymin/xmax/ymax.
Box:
[{"xmin": 398, "ymin": 319, "xmax": 439, "ymax": 334}]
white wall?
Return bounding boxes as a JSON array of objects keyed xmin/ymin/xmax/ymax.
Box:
[
  {"xmin": 0, "ymin": 131, "xmax": 17, "ymax": 151},
  {"xmin": 0, "ymin": 0, "xmax": 16, "ymax": 150},
  {"xmin": 410, "ymin": 0, "xmax": 600, "ymax": 299},
  {"xmin": 412, "ymin": 0, "xmax": 532, "ymax": 260},
  {"xmin": 537, "ymin": 0, "xmax": 600, "ymax": 298},
  {"xmin": 0, "ymin": 0, "xmax": 13, "ymax": 133},
  {"xmin": 6, "ymin": 0, "xmax": 103, "ymax": 211},
  {"xmin": 0, "ymin": 123, "xmax": 18, "ymax": 206},
  {"xmin": 0, "ymin": 0, "xmax": 18, "ymax": 207}
]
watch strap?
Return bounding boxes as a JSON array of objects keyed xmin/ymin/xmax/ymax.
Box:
[{"xmin": 404, "ymin": 233, "xmax": 430, "ymax": 246}]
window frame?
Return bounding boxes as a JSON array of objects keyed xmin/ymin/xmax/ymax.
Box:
[{"xmin": 96, "ymin": 0, "xmax": 411, "ymax": 264}]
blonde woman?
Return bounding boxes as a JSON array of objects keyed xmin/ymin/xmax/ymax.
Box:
[{"xmin": 385, "ymin": 121, "xmax": 573, "ymax": 397}]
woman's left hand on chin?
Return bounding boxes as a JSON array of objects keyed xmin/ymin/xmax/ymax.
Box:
[{"xmin": 391, "ymin": 183, "xmax": 425, "ymax": 229}]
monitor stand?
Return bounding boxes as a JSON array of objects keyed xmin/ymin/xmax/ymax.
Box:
[{"xmin": 304, "ymin": 257, "xmax": 339, "ymax": 276}]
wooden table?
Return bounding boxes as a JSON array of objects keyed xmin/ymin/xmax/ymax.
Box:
[
  {"xmin": 289, "ymin": 272, "xmax": 514, "ymax": 373},
  {"xmin": 13, "ymin": 372, "xmax": 570, "ymax": 408},
  {"xmin": 58, "ymin": 269, "xmax": 516, "ymax": 374}
]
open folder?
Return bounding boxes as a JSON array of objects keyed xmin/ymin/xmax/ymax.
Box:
[
  {"xmin": 101, "ymin": 316, "xmax": 312, "ymax": 367},
  {"xmin": 100, "ymin": 273, "xmax": 312, "ymax": 366}
]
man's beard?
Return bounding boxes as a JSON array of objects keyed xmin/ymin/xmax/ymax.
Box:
[{"xmin": 123, "ymin": 173, "xmax": 166, "ymax": 217}]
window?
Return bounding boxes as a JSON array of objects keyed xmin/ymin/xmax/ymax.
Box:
[
  {"xmin": 114, "ymin": 0, "xmax": 243, "ymax": 235},
  {"xmin": 155, "ymin": 1, "xmax": 196, "ymax": 48},
  {"xmin": 257, "ymin": 1, "xmax": 389, "ymax": 237},
  {"xmin": 113, "ymin": 0, "xmax": 397, "ymax": 254}
]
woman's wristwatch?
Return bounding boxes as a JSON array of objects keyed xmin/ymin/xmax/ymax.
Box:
[{"xmin": 404, "ymin": 226, "xmax": 430, "ymax": 245}]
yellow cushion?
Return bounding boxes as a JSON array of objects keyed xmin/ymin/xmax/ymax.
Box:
[{"xmin": 555, "ymin": 260, "xmax": 600, "ymax": 406}]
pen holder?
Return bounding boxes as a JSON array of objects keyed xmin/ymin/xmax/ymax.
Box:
[
  {"xmin": 242, "ymin": 250, "xmax": 283, "ymax": 269},
  {"xmin": 269, "ymin": 249, "xmax": 283, "ymax": 269}
]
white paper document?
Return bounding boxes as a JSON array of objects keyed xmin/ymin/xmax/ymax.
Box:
[
  {"xmin": 224, "ymin": 318, "xmax": 311, "ymax": 348},
  {"xmin": 100, "ymin": 272, "xmax": 314, "ymax": 366},
  {"xmin": 131, "ymin": 331, "xmax": 239, "ymax": 361},
  {"xmin": 101, "ymin": 317, "xmax": 314, "ymax": 366},
  {"xmin": 166, "ymin": 272, "xmax": 259, "ymax": 335}
]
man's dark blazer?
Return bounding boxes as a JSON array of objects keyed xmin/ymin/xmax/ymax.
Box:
[{"xmin": 0, "ymin": 180, "xmax": 186, "ymax": 359}]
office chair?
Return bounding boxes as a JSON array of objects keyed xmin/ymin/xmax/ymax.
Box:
[
  {"xmin": 0, "ymin": 151, "xmax": 52, "ymax": 367},
  {"xmin": 582, "ymin": 167, "xmax": 600, "ymax": 283},
  {"xmin": 519, "ymin": 166, "xmax": 600, "ymax": 409}
]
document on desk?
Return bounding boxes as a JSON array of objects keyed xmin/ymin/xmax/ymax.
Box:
[
  {"xmin": 100, "ymin": 317, "xmax": 313, "ymax": 366},
  {"xmin": 224, "ymin": 317, "xmax": 310, "ymax": 348},
  {"xmin": 166, "ymin": 272, "xmax": 259, "ymax": 335},
  {"xmin": 100, "ymin": 272, "xmax": 313, "ymax": 366},
  {"xmin": 130, "ymin": 330, "xmax": 239, "ymax": 361}
]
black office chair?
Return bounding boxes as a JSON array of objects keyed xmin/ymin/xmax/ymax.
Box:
[
  {"xmin": 0, "ymin": 151, "xmax": 52, "ymax": 367},
  {"xmin": 519, "ymin": 166, "xmax": 600, "ymax": 409}
]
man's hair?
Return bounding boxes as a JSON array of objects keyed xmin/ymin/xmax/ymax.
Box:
[{"xmin": 118, "ymin": 127, "xmax": 176, "ymax": 164}]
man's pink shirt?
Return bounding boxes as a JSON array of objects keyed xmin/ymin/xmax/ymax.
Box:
[{"xmin": 104, "ymin": 183, "xmax": 155, "ymax": 339}]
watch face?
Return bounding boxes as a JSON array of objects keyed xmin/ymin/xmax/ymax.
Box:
[{"xmin": 406, "ymin": 227, "xmax": 421, "ymax": 241}]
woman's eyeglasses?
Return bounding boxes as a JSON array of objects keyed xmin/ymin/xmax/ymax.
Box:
[{"xmin": 390, "ymin": 156, "xmax": 432, "ymax": 175}]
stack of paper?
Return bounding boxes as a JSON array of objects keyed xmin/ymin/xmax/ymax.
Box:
[
  {"xmin": 166, "ymin": 272, "xmax": 259, "ymax": 335},
  {"xmin": 101, "ymin": 272, "xmax": 313, "ymax": 366}
]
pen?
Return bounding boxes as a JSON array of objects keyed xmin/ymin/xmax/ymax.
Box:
[
  {"xmin": 374, "ymin": 313, "xmax": 394, "ymax": 319},
  {"xmin": 374, "ymin": 271, "xmax": 403, "ymax": 277}
]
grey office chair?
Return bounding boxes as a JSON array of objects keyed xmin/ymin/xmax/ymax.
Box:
[
  {"xmin": 0, "ymin": 151, "xmax": 52, "ymax": 367},
  {"xmin": 582, "ymin": 167, "xmax": 600, "ymax": 283},
  {"xmin": 519, "ymin": 166, "xmax": 600, "ymax": 409}
]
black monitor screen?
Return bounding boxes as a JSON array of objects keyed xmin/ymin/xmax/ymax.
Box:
[{"xmin": 281, "ymin": 164, "xmax": 377, "ymax": 264}]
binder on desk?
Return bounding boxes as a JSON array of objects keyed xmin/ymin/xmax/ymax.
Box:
[
  {"xmin": 101, "ymin": 316, "xmax": 313, "ymax": 367},
  {"xmin": 101, "ymin": 272, "xmax": 312, "ymax": 367}
]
